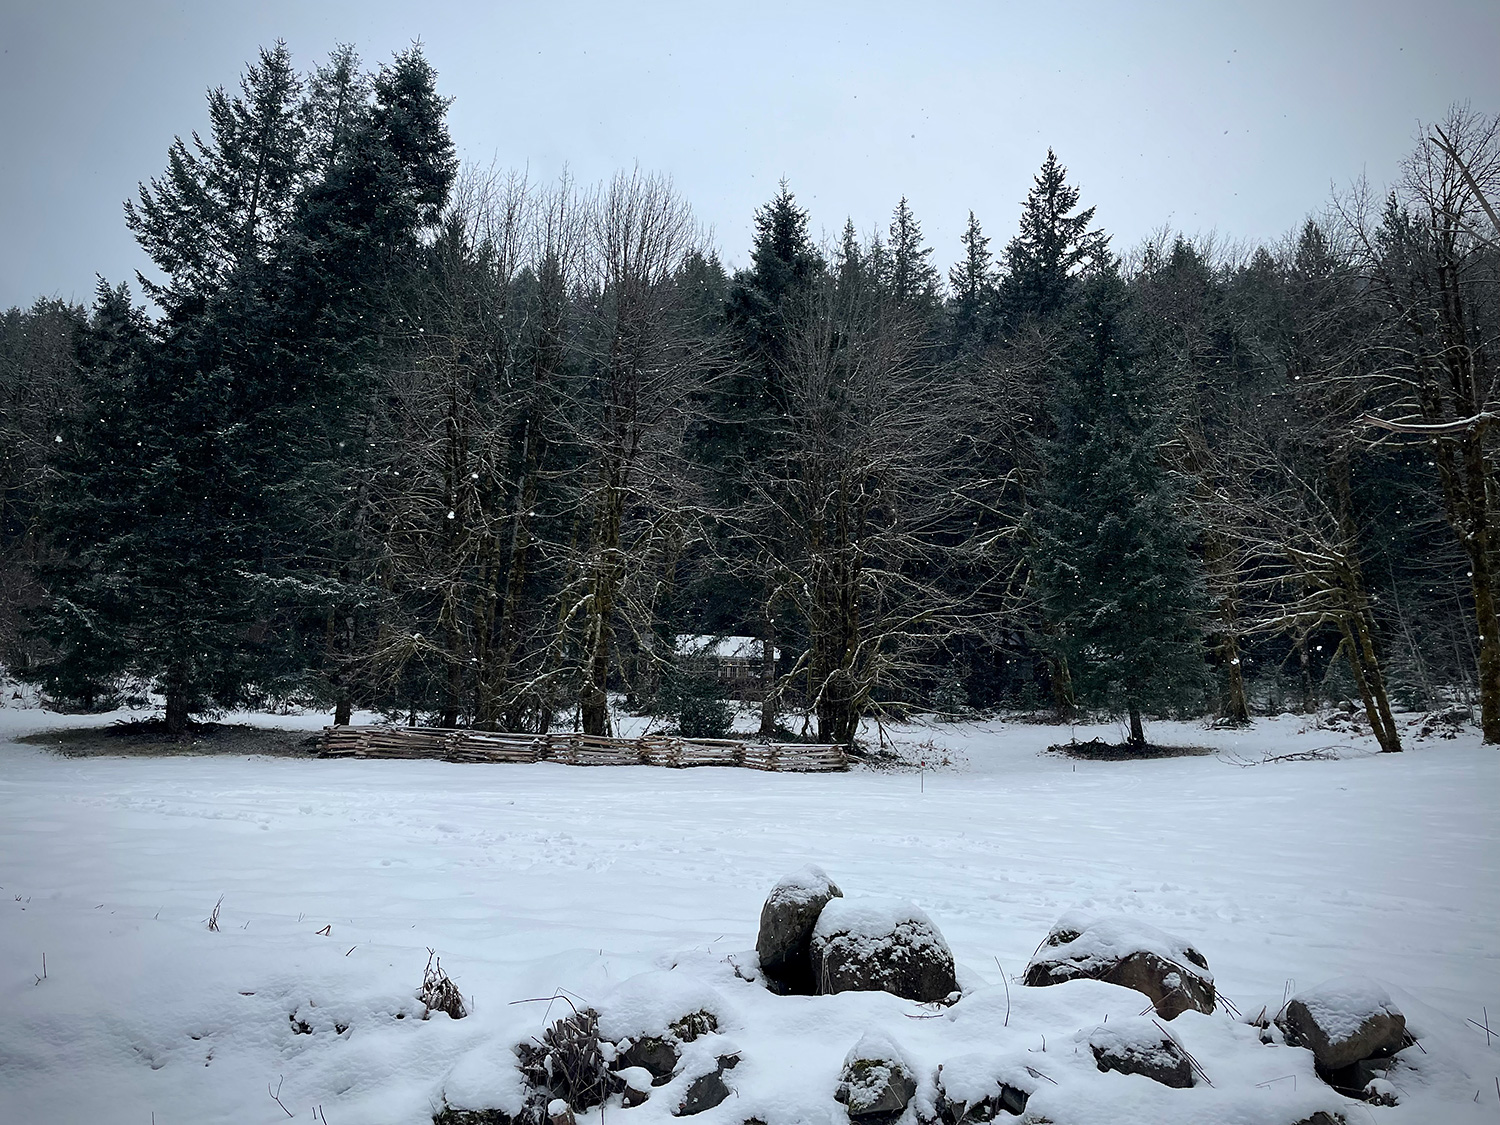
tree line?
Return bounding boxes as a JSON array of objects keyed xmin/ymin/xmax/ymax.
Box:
[{"xmin": 2, "ymin": 44, "xmax": 1497, "ymax": 749}]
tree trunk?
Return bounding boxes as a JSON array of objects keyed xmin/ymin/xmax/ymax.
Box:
[
  {"xmin": 1047, "ymin": 652, "xmax": 1075, "ymax": 722},
  {"xmin": 1219, "ymin": 631, "xmax": 1250, "ymax": 725},
  {"xmin": 334, "ymin": 696, "xmax": 351, "ymax": 726},
  {"xmin": 1337, "ymin": 619, "xmax": 1403, "ymax": 753},
  {"xmin": 1466, "ymin": 539, "xmax": 1500, "ymax": 743},
  {"xmin": 163, "ymin": 671, "xmax": 190, "ymax": 741},
  {"xmin": 759, "ymin": 614, "xmax": 778, "ymax": 737},
  {"xmin": 1127, "ymin": 701, "xmax": 1145, "ymax": 750},
  {"xmin": 1297, "ymin": 635, "xmax": 1317, "ymax": 714}
]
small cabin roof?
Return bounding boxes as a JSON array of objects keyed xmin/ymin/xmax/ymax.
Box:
[{"xmin": 674, "ymin": 634, "xmax": 780, "ymax": 660}]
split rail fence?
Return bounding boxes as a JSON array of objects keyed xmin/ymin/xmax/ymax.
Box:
[{"xmin": 318, "ymin": 725, "xmax": 847, "ymax": 772}]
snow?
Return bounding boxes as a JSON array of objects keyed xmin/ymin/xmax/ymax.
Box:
[
  {"xmin": 1036, "ymin": 912, "xmax": 1213, "ymax": 982},
  {"xmin": 1085, "ymin": 1014, "xmax": 1178, "ymax": 1058},
  {"xmin": 843, "ymin": 1027, "xmax": 911, "ymax": 1070},
  {"xmin": 814, "ymin": 897, "xmax": 947, "ymax": 947},
  {"xmin": 595, "ymin": 970, "xmax": 727, "ymax": 1042},
  {"xmin": 765, "ymin": 863, "xmax": 839, "ymax": 907},
  {"xmin": 0, "ymin": 707, "xmax": 1497, "ymax": 1123},
  {"xmin": 673, "ymin": 634, "xmax": 776, "ymax": 661},
  {"xmin": 1288, "ymin": 977, "xmax": 1401, "ymax": 1041}
]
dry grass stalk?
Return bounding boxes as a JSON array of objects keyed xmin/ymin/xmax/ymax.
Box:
[{"xmin": 420, "ymin": 949, "xmax": 468, "ymax": 1020}]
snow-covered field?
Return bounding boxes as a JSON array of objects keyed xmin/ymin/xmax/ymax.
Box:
[{"xmin": 0, "ymin": 707, "xmax": 1496, "ymax": 1124}]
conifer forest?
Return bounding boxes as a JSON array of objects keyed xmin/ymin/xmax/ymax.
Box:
[{"xmin": 3, "ymin": 43, "xmax": 1499, "ymax": 752}]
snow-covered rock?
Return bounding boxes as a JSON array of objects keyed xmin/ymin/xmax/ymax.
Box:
[
  {"xmin": 1275, "ymin": 977, "xmax": 1406, "ymax": 1071},
  {"xmin": 672, "ymin": 1051, "xmax": 740, "ymax": 1116},
  {"xmin": 835, "ymin": 1031, "xmax": 919, "ymax": 1125},
  {"xmin": 595, "ymin": 970, "xmax": 725, "ymax": 1043},
  {"xmin": 812, "ymin": 897, "xmax": 958, "ymax": 1002},
  {"xmin": 756, "ymin": 864, "xmax": 842, "ymax": 994},
  {"xmin": 1085, "ymin": 1016, "xmax": 1194, "ymax": 1088},
  {"xmin": 1023, "ymin": 912, "xmax": 1215, "ymax": 1019},
  {"xmin": 935, "ymin": 1052, "xmax": 1032, "ymax": 1122}
]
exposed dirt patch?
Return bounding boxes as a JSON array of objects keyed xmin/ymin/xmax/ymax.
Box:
[
  {"xmin": 1048, "ymin": 737, "xmax": 1215, "ymax": 761},
  {"xmin": 17, "ymin": 719, "xmax": 321, "ymax": 758}
]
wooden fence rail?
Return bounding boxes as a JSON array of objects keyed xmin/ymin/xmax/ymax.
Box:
[{"xmin": 318, "ymin": 725, "xmax": 847, "ymax": 772}]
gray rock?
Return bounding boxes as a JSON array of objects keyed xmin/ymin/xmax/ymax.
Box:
[
  {"xmin": 934, "ymin": 1057, "xmax": 1029, "ymax": 1123},
  {"xmin": 1088, "ymin": 1019, "xmax": 1194, "ymax": 1088},
  {"xmin": 836, "ymin": 1034, "xmax": 919, "ymax": 1125},
  {"xmin": 812, "ymin": 898, "xmax": 957, "ymax": 1003},
  {"xmin": 1275, "ymin": 978, "xmax": 1406, "ymax": 1071},
  {"xmin": 757, "ymin": 865, "xmax": 842, "ymax": 995},
  {"xmin": 674, "ymin": 1054, "xmax": 739, "ymax": 1116},
  {"xmin": 1023, "ymin": 914, "xmax": 1214, "ymax": 1019},
  {"xmin": 616, "ymin": 1036, "xmax": 679, "ymax": 1086}
]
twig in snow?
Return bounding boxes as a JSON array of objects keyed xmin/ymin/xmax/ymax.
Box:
[
  {"xmin": 1216, "ymin": 989, "xmax": 1242, "ymax": 1019},
  {"xmin": 33, "ymin": 952, "xmax": 46, "ymax": 986},
  {"xmin": 994, "ymin": 957, "xmax": 1011, "ymax": 1027},
  {"xmin": 1276, "ymin": 979, "xmax": 1295, "ymax": 1020},
  {"xmin": 1023, "ymin": 1065, "xmax": 1057, "ymax": 1085},
  {"xmin": 268, "ymin": 1075, "xmax": 294, "ymax": 1117},
  {"xmin": 206, "ymin": 894, "xmax": 224, "ymax": 932},
  {"xmin": 316, "ymin": 924, "xmax": 331, "ymax": 936},
  {"xmin": 1255, "ymin": 1074, "xmax": 1297, "ymax": 1091},
  {"xmin": 1470, "ymin": 1014, "xmax": 1494, "ymax": 1050},
  {"xmin": 1153, "ymin": 1018, "xmax": 1213, "ymax": 1087}
]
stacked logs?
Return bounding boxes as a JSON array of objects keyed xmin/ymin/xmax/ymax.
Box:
[{"xmin": 318, "ymin": 726, "xmax": 847, "ymax": 772}]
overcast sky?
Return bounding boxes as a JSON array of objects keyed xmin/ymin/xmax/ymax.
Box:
[{"xmin": 3, "ymin": 0, "xmax": 1498, "ymax": 310}]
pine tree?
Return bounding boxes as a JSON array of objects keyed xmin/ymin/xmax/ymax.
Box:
[
  {"xmin": 1029, "ymin": 271, "xmax": 1207, "ymax": 748},
  {"xmin": 125, "ymin": 42, "xmax": 304, "ymax": 314},
  {"xmin": 948, "ymin": 210, "xmax": 996, "ymax": 347},
  {"xmin": 36, "ymin": 45, "xmax": 456, "ymax": 734},
  {"xmin": 881, "ymin": 196, "xmax": 939, "ymax": 307},
  {"xmin": 1001, "ymin": 149, "xmax": 1110, "ymax": 323}
]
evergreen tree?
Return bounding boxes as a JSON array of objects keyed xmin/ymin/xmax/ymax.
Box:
[
  {"xmin": 1001, "ymin": 149, "xmax": 1110, "ymax": 323},
  {"xmin": 948, "ymin": 210, "xmax": 996, "ymax": 347},
  {"xmin": 881, "ymin": 196, "xmax": 940, "ymax": 307},
  {"xmin": 1029, "ymin": 271, "xmax": 1207, "ymax": 747},
  {"xmin": 125, "ymin": 42, "xmax": 305, "ymax": 314},
  {"xmin": 35, "ymin": 44, "xmax": 456, "ymax": 734}
]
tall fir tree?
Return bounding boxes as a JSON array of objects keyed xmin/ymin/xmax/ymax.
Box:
[
  {"xmin": 880, "ymin": 196, "xmax": 940, "ymax": 308},
  {"xmin": 948, "ymin": 210, "xmax": 996, "ymax": 348},
  {"xmin": 1029, "ymin": 271, "xmax": 1207, "ymax": 747},
  {"xmin": 1000, "ymin": 149, "xmax": 1110, "ymax": 323},
  {"xmin": 36, "ymin": 44, "xmax": 456, "ymax": 735}
]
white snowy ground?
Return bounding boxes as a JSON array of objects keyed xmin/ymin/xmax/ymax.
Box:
[{"xmin": 0, "ymin": 706, "xmax": 1497, "ymax": 1125}]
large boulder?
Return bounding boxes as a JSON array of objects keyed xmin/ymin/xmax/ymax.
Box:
[
  {"xmin": 1086, "ymin": 1017, "xmax": 1193, "ymax": 1088},
  {"xmin": 812, "ymin": 897, "xmax": 958, "ymax": 1003},
  {"xmin": 1023, "ymin": 912, "xmax": 1214, "ymax": 1019},
  {"xmin": 1275, "ymin": 978, "xmax": 1406, "ymax": 1071},
  {"xmin": 835, "ymin": 1033, "xmax": 919, "ymax": 1125},
  {"xmin": 756, "ymin": 865, "xmax": 842, "ymax": 994}
]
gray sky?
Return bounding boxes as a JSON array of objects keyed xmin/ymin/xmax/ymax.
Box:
[{"xmin": 3, "ymin": 0, "xmax": 1497, "ymax": 311}]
